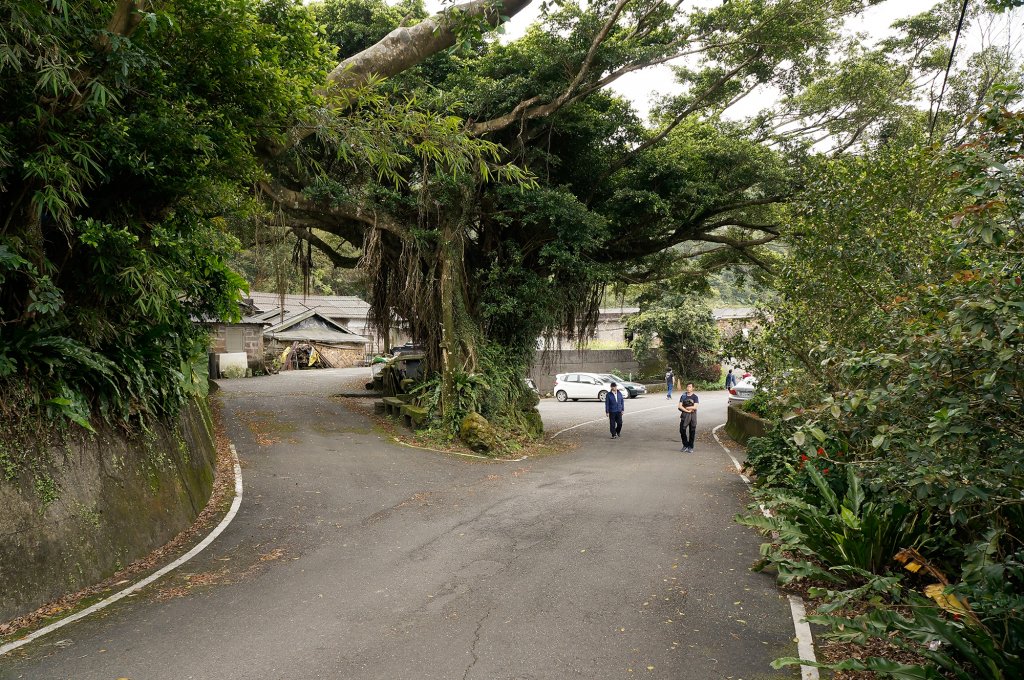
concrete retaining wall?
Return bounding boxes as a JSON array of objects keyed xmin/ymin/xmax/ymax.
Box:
[
  {"xmin": 0, "ymin": 399, "xmax": 218, "ymax": 622},
  {"xmin": 529, "ymin": 349, "xmax": 642, "ymax": 394},
  {"xmin": 724, "ymin": 404, "xmax": 771, "ymax": 445}
]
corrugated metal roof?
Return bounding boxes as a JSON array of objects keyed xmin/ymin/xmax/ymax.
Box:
[
  {"xmin": 248, "ymin": 291, "xmax": 370, "ymax": 319},
  {"xmin": 266, "ymin": 329, "xmax": 369, "ymax": 345}
]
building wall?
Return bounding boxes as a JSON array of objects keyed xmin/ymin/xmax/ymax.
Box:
[
  {"xmin": 715, "ymin": 317, "xmax": 758, "ymax": 338},
  {"xmin": 328, "ymin": 318, "xmax": 411, "ymax": 354},
  {"xmin": 313, "ymin": 343, "xmax": 365, "ymax": 368},
  {"xmin": 265, "ymin": 339, "xmax": 365, "ymax": 369}
]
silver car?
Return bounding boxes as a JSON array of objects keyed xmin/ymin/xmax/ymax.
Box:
[{"xmin": 728, "ymin": 376, "xmax": 757, "ymax": 403}]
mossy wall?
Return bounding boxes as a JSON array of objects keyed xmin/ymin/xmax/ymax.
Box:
[
  {"xmin": 724, "ymin": 404, "xmax": 770, "ymax": 445},
  {"xmin": 0, "ymin": 399, "xmax": 218, "ymax": 622}
]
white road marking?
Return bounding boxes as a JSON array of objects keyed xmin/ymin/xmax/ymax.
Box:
[
  {"xmin": 789, "ymin": 594, "xmax": 820, "ymax": 679},
  {"xmin": 0, "ymin": 444, "xmax": 244, "ymax": 658},
  {"xmin": 549, "ymin": 402, "xmax": 678, "ymax": 438},
  {"xmin": 712, "ymin": 424, "xmax": 819, "ymax": 680}
]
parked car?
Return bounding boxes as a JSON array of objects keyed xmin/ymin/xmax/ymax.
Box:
[
  {"xmin": 553, "ymin": 372, "xmax": 642, "ymax": 402},
  {"xmin": 524, "ymin": 377, "xmax": 540, "ymax": 395},
  {"xmin": 389, "ymin": 342, "xmax": 424, "ymax": 356},
  {"xmin": 553, "ymin": 373, "xmax": 607, "ymax": 402},
  {"xmin": 600, "ymin": 374, "xmax": 647, "ymax": 399},
  {"xmin": 728, "ymin": 376, "xmax": 758, "ymax": 403}
]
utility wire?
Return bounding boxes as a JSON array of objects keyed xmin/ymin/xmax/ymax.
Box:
[{"xmin": 930, "ymin": 0, "xmax": 971, "ymax": 142}]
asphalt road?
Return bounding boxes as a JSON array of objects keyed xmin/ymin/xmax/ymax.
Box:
[{"xmin": 1, "ymin": 369, "xmax": 796, "ymax": 680}]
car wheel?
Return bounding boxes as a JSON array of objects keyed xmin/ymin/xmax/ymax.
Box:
[
  {"xmin": 597, "ymin": 390, "xmax": 608, "ymax": 402},
  {"xmin": 555, "ymin": 390, "xmax": 568, "ymax": 402},
  {"xmin": 629, "ymin": 392, "xmax": 637, "ymax": 399}
]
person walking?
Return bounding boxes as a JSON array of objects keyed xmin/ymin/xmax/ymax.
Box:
[
  {"xmin": 665, "ymin": 367, "xmax": 674, "ymax": 399},
  {"xmin": 677, "ymin": 383, "xmax": 699, "ymax": 452},
  {"xmin": 725, "ymin": 368, "xmax": 737, "ymax": 390},
  {"xmin": 605, "ymin": 382, "xmax": 625, "ymax": 439}
]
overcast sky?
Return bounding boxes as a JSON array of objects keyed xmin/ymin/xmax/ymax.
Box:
[{"xmin": 410, "ymin": 0, "xmax": 1020, "ymax": 119}]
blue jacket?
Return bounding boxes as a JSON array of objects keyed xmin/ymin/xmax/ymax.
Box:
[{"xmin": 605, "ymin": 390, "xmax": 625, "ymax": 414}]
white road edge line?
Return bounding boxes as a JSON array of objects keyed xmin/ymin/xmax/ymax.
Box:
[
  {"xmin": 789, "ymin": 594, "xmax": 819, "ymax": 680},
  {"xmin": 711, "ymin": 424, "xmax": 819, "ymax": 680},
  {"xmin": 549, "ymin": 402, "xmax": 678, "ymax": 439},
  {"xmin": 0, "ymin": 443, "xmax": 244, "ymax": 658}
]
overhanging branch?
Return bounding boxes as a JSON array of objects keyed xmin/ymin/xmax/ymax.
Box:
[
  {"xmin": 291, "ymin": 226, "xmax": 362, "ymax": 268},
  {"xmin": 269, "ymin": 0, "xmax": 535, "ymax": 156}
]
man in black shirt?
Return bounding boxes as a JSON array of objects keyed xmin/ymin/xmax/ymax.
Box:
[{"xmin": 677, "ymin": 383, "xmax": 699, "ymax": 453}]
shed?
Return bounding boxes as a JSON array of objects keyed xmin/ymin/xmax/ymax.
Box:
[
  {"xmin": 264, "ymin": 310, "xmax": 370, "ymax": 368},
  {"xmin": 201, "ymin": 310, "xmax": 270, "ymax": 374}
]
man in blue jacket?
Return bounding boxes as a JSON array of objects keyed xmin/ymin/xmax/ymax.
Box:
[{"xmin": 605, "ymin": 382, "xmax": 625, "ymax": 439}]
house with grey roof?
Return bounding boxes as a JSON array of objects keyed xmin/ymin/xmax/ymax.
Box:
[
  {"xmin": 246, "ymin": 291, "xmax": 403, "ymax": 353},
  {"xmin": 262, "ymin": 309, "xmax": 370, "ymax": 369}
]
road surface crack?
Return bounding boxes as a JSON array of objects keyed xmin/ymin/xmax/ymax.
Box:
[{"xmin": 462, "ymin": 608, "xmax": 491, "ymax": 680}]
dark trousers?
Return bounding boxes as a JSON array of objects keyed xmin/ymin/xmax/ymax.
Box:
[
  {"xmin": 680, "ymin": 420, "xmax": 696, "ymax": 449},
  {"xmin": 608, "ymin": 411, "xmax": 623, "ymax": 436}
]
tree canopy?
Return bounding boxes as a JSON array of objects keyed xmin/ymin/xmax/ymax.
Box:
[{"xmin": 2, "ymin": 0, "xmax": 1020, "ymax": 442}]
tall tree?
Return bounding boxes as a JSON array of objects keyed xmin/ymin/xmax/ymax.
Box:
[{"xmin": 260, "ymin": 0, "xmax": 885, "ymax": 439}]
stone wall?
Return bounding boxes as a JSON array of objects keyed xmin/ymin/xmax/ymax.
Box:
[
  {"xmin": 0, "ymin": 399, "xmax": 218, "ymax": 622},
  {"xmin": 207, "ymin": 322, "xmax": 264, "ymax": 371}
]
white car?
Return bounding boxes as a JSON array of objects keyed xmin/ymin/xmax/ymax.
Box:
[
  {"xmin": 728, "ymin": 376, "xmax": 758, "ymax": 403},
  {"xmin": 553, "ymin": 372, "xmax": 636, "ymax": 402}
]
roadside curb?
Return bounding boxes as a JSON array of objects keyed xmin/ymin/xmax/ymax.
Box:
[
  {"xmin": 711, "ymin": 424, "xmax": 819, "ymax": 680},
  {"xmin": 0, "ymin": 444, "xmax": 244, "ymax": 658}
]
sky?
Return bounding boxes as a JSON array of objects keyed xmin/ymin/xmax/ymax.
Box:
[{"xmin": 411, "ymin": 0, "xmax": 1021, "ymax": 120}]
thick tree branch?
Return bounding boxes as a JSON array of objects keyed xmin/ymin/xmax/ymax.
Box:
[
  {"xmin": 694, "ymin": 232, "xmax": 778, "ymax": 248},
  {"xmin": 258, "ymin": 179, "xmax": 408, "ymax": 239},
  {"xmin": 326, "ymin": 0, "xmax": 532, "ymax": 91},
  {"xmin": 697, "ymin": 218, "xmax": 780, "ymax": 235},
  {"xmin": 290, "ymin": 226, "xmax": 362, "ymax": 268},
  {"xmin": 269, "ymin": 0, "xmax": 534, "ymax": 156}
]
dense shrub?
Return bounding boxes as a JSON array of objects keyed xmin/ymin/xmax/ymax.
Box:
[
  {"xmin": 736, "ymin": 90, "xmax": 1024, "ymax": 676},
  {"xmin": 0, "ymin": 0, "xmax": 331, "ymax": 433}
]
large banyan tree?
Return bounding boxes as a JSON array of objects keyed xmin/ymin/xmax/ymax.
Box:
[{"xmin": 258, "ymin": 0, "xmax": 977, "ymax": 439}]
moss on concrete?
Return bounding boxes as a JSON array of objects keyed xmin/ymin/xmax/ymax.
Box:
[{"xmin": 0, "ymin": 397, "xmax": 218, "ymax": 622}]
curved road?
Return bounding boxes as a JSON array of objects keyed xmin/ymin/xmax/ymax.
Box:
[{"xmin": 1, "ymin": 369, "xmax": 796, "ymax": 679}]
